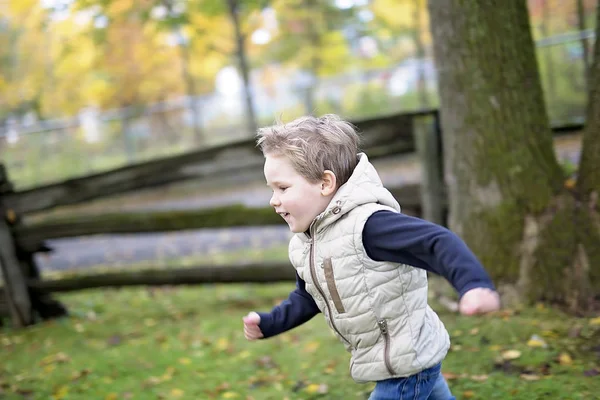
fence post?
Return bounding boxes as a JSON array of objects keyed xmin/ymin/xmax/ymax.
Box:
[
  {"xmin": 0, "ymin": 164, "xmax": 33, "ymax": 327},
  {"xmin": 412, "ymin": 112, "xmax": 445, "ymax": 225}
]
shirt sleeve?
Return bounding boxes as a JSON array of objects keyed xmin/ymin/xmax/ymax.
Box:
[
  {"xmin": 362, "ymin": 210, "xmax": 495, "ymax": 298},
  {"xmin": 257, "ymin": 273, "xmax": 320, "ymax": 338}
]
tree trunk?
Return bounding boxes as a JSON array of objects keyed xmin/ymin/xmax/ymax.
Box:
[
  {"xmin": 576, "ymin": 0, "xmax": 591, "ymax": 90},
  {"xmin": 226, "ymin": 0, "xmax": 258, "ymax": 135},
  {"xmin": 428, "ymin": 0, "xmax": 599, "ymax": 312},
  {"xmin": 413, "ymin": 0, "xmax": 430, "ymax": 109},
  {"xmin": 541, "ymin": 0, "xmax": 556, "ymax": 104},
  {"xmin": 577, "ymin": 2, "xmax": 600, "ymax": 199},
  {"xmin": 161, "ymin": 0, "xmax": 204, "ymax": 145}
]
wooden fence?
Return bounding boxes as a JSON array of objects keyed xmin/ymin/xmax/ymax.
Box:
[{"xmin": 0, "ymin": 110, "xmax": 583, "ymax": 327}]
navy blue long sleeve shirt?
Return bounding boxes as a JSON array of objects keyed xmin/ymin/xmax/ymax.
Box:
[{"xmin": 258, "ymin": 211, "xmax": 495, "ymax": 338}]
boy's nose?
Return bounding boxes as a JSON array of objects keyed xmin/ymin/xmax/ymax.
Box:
[{"xmin": 270, "ymin": 194, "xmax": 280, "ymax": 207}]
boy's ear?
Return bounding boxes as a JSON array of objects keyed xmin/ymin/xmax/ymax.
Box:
[{"xmin": 321, "ymin": 170, "xmax": 337, "ymax": 196}]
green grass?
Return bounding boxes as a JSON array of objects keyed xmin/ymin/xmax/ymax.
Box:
[{"xmin": 2, "ymin": 277, "xmax": 599, "ymax": 400}]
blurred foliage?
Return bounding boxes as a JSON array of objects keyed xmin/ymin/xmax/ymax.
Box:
[{"xmin": 0, "ymin": 0, "xmax": 596, "ymax": 188}]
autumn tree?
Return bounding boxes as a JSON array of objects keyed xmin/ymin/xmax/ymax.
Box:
[
  {"xmin": 371, "ymin": 0, "xmax": 432, "ymax": 108},
  {"xmin": 265, "ymin": 0, "xmax": 354, "ymax": 114},
  {"xmin": 428, "ymin": 0, "xmax": 600, "ymax": 312}
]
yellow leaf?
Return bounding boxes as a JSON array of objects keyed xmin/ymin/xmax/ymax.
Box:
[
  {"xmin": 105, "ymin": 394, "xmax": 118, "ymax": 400},
  {"xmin": 171, "ymin": 388, "xmax": 184, "ymax": 398},
  {"xmin": 305, "ymin": 383, "xmax": 328, "ymax": 394},
  {"xmin": 216, "ymin": 338, "xmax": 230, "ymax": 351},
  {"xmin": 463, "ymin": 390, "xmax": 475, "ymax": 398},
  {"xmin": 179, "ymin": 358, "xmax": 192, "ymax": 365},
  {"xmin": 564, "ymin": 178, "xmax": 576, "ymax": 189},
  {"xmin": 489, "ymin": 345, "xmax": 502, "ymax": 351},
  {"xmin": 527, "ymin": 338, "xmax": 546, "ymax": 348},
  {"xmin": 52, "ymin": 386, "xmax": 69, "ymax": 400},
  {"xmin": 221, "ymin": 392, "xmax": 239, "ymax": 398},
  {"xmin": 238, "ymin": 351, "xmax": 251, "ymax": 359},
  {"xmin": 144, "ymin": 318, "xmax": 156, "ymax": 327},
  {"xmin": 5, "ymin": 209, "xmax": 16, "ymax": 224},
  {"xmin": 501, "ymin": 350, "xmax": 522, "ymax": 360},
  {"xmin": 558, "ymin": 352, "xmax": 573, "ymax": 365},
  {"xmin": 590, "ymin": 317, "xmax": 600, "ymax": 326},
  {"xmin": 304, "ymin": 341, "xmax": 320, "ymax": 353},
  {"xmin": 469, "ymin": 328, "xmax": 479, "ymax": 335}
]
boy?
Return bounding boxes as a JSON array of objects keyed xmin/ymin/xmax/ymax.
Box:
[{"xmin": 243, "ymin": 114, "xmax": 500, "ymax": 399}]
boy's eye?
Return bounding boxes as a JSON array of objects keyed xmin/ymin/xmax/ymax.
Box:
[{"xmin": 279, "ymin": 187, "xmax": 288, "ymax": 192}]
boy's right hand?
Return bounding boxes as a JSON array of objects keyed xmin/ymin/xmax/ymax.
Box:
[{"xmin": 243, "ymin": 312, "xmax": 264, "ymax": 340}]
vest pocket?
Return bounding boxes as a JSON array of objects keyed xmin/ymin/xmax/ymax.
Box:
[{"xmin": 323, "ymin": 258, "xmax": 345, "ymax": 314}]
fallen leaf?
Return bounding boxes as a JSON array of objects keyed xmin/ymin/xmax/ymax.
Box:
[
  {"xmin": 255, "ymin": 356, "xmax": 278, "ymax": 369},
  {"xmin": 564, "ymin": 178, "xmax": 576, "ymax": 189},
  {"xmin": 520, "ymin": 373, "xmax": 541, "ymax": 381},
  {"xmin": 71, "ymin": 369, "xmax": 91, "ymax": 381},
  {"xmin": 179, "ymin": 358, "xmax": 192, "ymax": 365},
  {"xmin": 527, "ymin": 335, "xmax": 547, "ymax": 348},
  {"xmin": 40, "ymin": 352, "xmax": 71, "ymax": 366},
  {"xmin": 105, "ymin": 394, "xmax": 118, "ymax": 400},
  {"xmin": 6, "ymin": 209, "xmax": 16, "ymax": 223},
  {"xmin": 558, "ymin": 353, "xmax": 573, "ymax": 365},
  {"xmin": 170, "ymin": 388, "xmax": 184, "ymax": 398},
  {"xmin": 52, "ymin": 386, "xmax": 69, "ymax": 400},
  {"xmin": 589, "ymin": 317, "xmax": 600, "ymax": 326},
  {"xmin": 470, "ymin": 374, "xmax": 488, "ymax": 382},
  {"xmin": 463, "ymin": 390, "xmax": 475, "ymax": 398},
  {"xmin": 501, "ymin": 350, "xmax": 522, "ymax": 360},
  {"xmin": 216, "ymin": 338, "xmax": 230, "ymax": 351},
  {"xmin": 305, "ymin": 383, "xmax": 328, "ymax": 394},
  {"xmin": 442, "ymin": 372, "xmax": 459, "ymax": 380},
  {"xmin": 304, "ymin": 341, "xmax": 320, "ymax": 353},
  {"xmin": 222, "ymin": 392, "xmax": 239, "ymax": 398},
  {"xmin": 469, "ymin": 328, "xmax": 479, "ymax": 335}
]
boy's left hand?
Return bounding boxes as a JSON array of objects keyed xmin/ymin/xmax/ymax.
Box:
[{"xmin": 459, "ymin": 288, "xmax": 500, "ymax": 315}]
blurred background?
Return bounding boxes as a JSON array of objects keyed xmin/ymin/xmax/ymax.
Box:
[{"xmin": 0, "ymin": 0, "xmax": 595, "ymax": 190}]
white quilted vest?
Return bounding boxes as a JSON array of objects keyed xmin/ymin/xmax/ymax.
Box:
[{"xmin": 288, "ymin": 153, "xmax": 450, "ymax": 383}]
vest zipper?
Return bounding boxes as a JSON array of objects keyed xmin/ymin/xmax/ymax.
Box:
[
  {"xmin": 377, "ymin": 319, "xmax": 396, "ymax": 376},
  {"xmin": 308, "ymin": 235, "xmax": 352, "ymax": 348}
]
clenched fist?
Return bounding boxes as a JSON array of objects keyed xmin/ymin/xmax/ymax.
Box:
[
  {"xmin": 243, "ymin": 312, "xmax": 264, "ymax": 340},
  {"xmin": 459, "ymin": 288, "xmax": 501, "ymax": 315}
]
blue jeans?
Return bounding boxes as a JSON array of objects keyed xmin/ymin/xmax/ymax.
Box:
[{"xmin": 368, "ymin": 363, "xmax": 456, "ymax": 400}]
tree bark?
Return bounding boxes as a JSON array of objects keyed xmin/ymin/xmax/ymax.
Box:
[
  {"xmin": 577, "ymin": 2, "xmax": 600, "ymax": 199},
  {"xmin": 576, "ymin": 0, "xmax": 591, "ymax": 89},
  {"xmin": 428, "ymin": 0, "xmax": 599, "ymax": 312}
]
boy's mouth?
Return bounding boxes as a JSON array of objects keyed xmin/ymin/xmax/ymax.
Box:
[{"xmin": 278, "ymin": 212, "xmax": 290, "ymax": 218}]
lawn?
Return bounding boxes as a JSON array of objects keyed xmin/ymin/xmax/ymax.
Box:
[{"xmin": 1, "ymin": 278, "xmax": 599, "ymax": 400}]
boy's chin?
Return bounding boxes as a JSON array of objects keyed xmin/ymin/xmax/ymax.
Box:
[{"xmin": 288, "ymin": 222, "xmax": 309, "ymax": 234}]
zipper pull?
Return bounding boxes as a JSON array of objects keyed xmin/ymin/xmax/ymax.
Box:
[{"xmin": 377, "ymin": 319, "xmax": 388, "ymax": 335}]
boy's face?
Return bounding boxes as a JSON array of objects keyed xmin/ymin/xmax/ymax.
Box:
[{"xmin": 264, "ymin": 153, "xmax": 334, "ymax": 233}]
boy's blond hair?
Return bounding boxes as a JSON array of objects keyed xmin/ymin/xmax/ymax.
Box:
[{"xmin": 256, "ymin": 114, "xmax": 360, "ymax": 187}]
